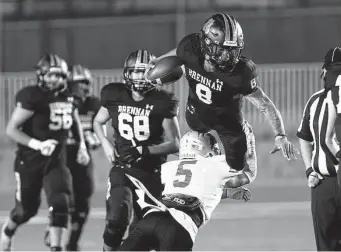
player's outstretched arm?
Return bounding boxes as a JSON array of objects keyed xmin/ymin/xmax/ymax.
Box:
[
  {"xmin": 245, "ymin": 85, "xmax": 299, "ymax": 160},
  {"xmin": 93, "ymin": 106, "xmax": 116, "ymax": 163},
  {"xmin": 147, "ymin": 116, "xmax": 181, "ymax": 155},
  {"xmin": 221, "ymin": 187, "xmax": 251, "ymax": 202},
  {"xmin": 155, "ymin": 49, "xmax": 177, "ymax": 62}
]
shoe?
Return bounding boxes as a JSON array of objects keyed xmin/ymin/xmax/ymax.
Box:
[{"xmin": 1, "ymin": 221, "xmax": 12, "ymax": 251}]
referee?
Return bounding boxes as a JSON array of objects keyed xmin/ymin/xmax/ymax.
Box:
[{"xmin": 297, "ymin": 47, "xmax": 341, "ymax": 251}]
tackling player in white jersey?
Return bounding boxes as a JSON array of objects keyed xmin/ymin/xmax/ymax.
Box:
[{"xmin": 119, "ymin": 120, "xmax": 257, "ymax": 251}]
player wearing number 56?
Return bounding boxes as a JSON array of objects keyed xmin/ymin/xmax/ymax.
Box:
[
  {"xmin": 147, "ymin": 12, "xmax": 299, "ymax": 173},
  {"xmin": 1, "ymin": 54, "xmax": 88, "ymax": 252},
  {"xmin": 92, "ymin": 49, "xmax": 181, "ymax": 251}
]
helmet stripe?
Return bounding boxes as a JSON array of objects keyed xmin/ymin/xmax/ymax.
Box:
[
  {"xmin": 136, "ymin": 50, "xmax": 143, "ymax": 69},
  {"xmin": 332, "ymin": 47, "xmax": 341, "ymax": 63},
  {"xmin": 50, "ymin": 54, "xmax": 56, "ymax": 67},
  {"xmin": 220, "ymin": 13, "xmax": 233, "ymax": 42}
]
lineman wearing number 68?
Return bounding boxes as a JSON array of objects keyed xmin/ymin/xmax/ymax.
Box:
[
  {"xmin": 93, "ymin": 49, "xmax": 181, "ymax": 251},
  {"xmin": 147, "ymin": 13, "xmax": 299, "ymax": 174}
]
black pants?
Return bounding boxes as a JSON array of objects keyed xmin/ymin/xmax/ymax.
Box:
[
  {"xmin": 11, "ymin": 151, "xmax": 72, "ymax": 227},
  {"xmin": 104, "ymin": 165, "xmax": 163, "ymax": 249},
  {"xmin": 67, "ymin": 145, "xmax": 94, "ymax": 205},
  {"xmin": 119, "ymin": 211, "xmax": 193, "ymax": 251},
  {"xmin": 311, "ymin": 176, "xmax": 341, "ymax": 251},
  {"xmin": 185, "ymin": 103, "xmax": 247, "ymax": 171}
]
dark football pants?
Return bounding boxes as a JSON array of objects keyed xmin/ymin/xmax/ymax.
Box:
[
  {"xmin": 311, "ymin": 176, "xmax": 341, "ymax": 251},
  {"xmin": 185, "ymin": 104, "xmax": 247, "ymax": 171},
  {"xmin": 67, "ymin": 146, "xmax": 94, "ymax": 207},
  {"xmin": 119, "ymin": 211, "xmax": 193, "ymax": 251},
  {"xmin": 11, "ymin": 154, "xmax": 72, "ymax": 225},
  {"xmin": 104, "ymin": 165, "xmax": 163, "ymax": 249}
]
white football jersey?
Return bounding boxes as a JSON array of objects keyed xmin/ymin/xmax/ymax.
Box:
[{"xmin": 161, "ymin": 156, "xmax": 240, "ymax": 222}]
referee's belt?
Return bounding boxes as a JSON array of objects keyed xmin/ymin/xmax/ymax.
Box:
[{"xmin": 161, "ymin": 193, "xmax": 204, "ymax": 228}]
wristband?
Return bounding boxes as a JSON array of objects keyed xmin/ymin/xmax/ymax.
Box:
[
  {"xmin": 306, "ymin": 167, "xmax": 314, "ymax": 178},
  {"xmin": 28, "ymin": 138, "xmax": 42, "ymax": 151}
]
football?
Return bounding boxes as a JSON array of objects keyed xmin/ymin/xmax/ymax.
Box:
[{"xmin": 146, "ymin": 56, "xmax": 184, "ymax": 85}]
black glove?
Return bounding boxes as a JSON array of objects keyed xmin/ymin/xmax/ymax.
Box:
[{"xmin": 119, "ymin": 145, "xmax": 150, "ymax": 164}]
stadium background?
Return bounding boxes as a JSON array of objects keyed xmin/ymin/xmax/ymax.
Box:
[{"xmin": 0, "ymin": 0, "xmax": 340, "ymax": 250}]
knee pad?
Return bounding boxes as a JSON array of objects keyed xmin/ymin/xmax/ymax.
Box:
[
  {"xmin": 103, "ymin": 199, "xmax": 131, "ymax": 249},
  {"xmin": 48, "ymin": 193, "xmax": 69, "ymax": 228},
  {"xmin": 10, "ymin": 207, "xmax": 38, "ymax": 225}
]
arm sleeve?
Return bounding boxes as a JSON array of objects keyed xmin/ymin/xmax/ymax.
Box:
[
  {"xmin": 15, "ymin": 87, "xmax": 35, "ymax": 111},
  {"xmin": 164, "ymin": 93, "xmax": 179, "ymax": 119},
  {"xmin": 297, "ymin": 100, "xmax": 313, "ymax": 142}
]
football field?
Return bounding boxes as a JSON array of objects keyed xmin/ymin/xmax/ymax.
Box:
[{"xmin": 0, "ymin": 186, "xmax": 316, "ymax": 251}]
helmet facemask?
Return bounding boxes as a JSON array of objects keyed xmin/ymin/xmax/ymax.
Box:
[
  {"xmin": 179, "ymin": 131, "xmax": 221, "ymax": 160},
  {"xmin": 36, "ymin": 54, "xmax": 68, "ymax": 94},
  {"xmin": 201, "ymin": 13, "xmax": 244, "ymax": 72},
  {"xmin": 124, "ymin": 67, "xmax": 154, "ymax": 93},
  {"xmin": 68, "ymin": 65, "xmax": 93, "ymax": 100},
  {"xmin": 123, "ymin": 50, "xmax": 156, "ymax": 94},
  {"xmin": 39, "ymin": 68, "xmax": 68, "ymax": 94}
]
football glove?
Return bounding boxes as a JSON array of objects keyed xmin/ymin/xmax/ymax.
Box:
[
  {"xmin": 224, "ymin": 187, "xmax": 251, "ymax": 202},
  {"xmin": 119, "ymin": 145, "xmax": 150, "ymax": 164}
]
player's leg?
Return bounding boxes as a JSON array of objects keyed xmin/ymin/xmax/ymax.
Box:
[
  {"xmin": 66, "ymin": 152, "xmax": 94, "ymax": 251},
  {"xmin": 1, "ymin": 156, "xmax": 42, "ymax": 251},
  {"xmin": 185, "ymin": 102, "xmax": 210, "ymax": 133},
  {"xmin": 103, "ymin": 167, "xmax": 134, "ymax": 251},
  {"xmin": 43, "ymin": 163, "xmax": 72, "ymax": 251},
  {"xmin": 119, "ymin": 212, "xmax": 160, "ymax": 251},
  {"xmin": 217, "ymin": 129, "xmax": 247, "ymax": 171},
  {"xmin": 311, "ymin": 176, "xmax": 340, "ymax": 251},
  {"xmin": 154, "ymin": 212, "xmax": 193, "ymax": 251}
]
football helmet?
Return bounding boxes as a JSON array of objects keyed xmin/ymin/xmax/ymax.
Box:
[
  {"xmin": 35, "ymin": 53, "xmax": 68, "ymax": 93},
  {"xmin": 123, "ymin": 49, "xmax": 156, "ymax": 93},
  {"xmin": 321, "ymin": 47, "xmax": 341, "ymax": 79},
  {"xmin": 68, "ymin": 64, "xmax": 93, "ymax": 99},
  {"xmin": 179, "ymin": 130, "xmax": 221, "ymax": 159},
  {"xmin": 200, "ymin": 13, "xmax": 244, "ymax": 72}
]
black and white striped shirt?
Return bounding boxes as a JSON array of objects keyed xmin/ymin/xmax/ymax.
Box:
[{"xmin": 297, "ymin": 89, "xmax": 339, "ymax": 176}]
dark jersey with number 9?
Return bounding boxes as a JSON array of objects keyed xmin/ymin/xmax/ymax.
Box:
[
  {"xmin": 15, "ymin": 85, "xmax": 76, "ymax": 163},
  {"xmin": 176, "ymin": 33, "xmax": 258, "ymax": 132},
  {"xmin": 101, "ymin": 83, "xmax": 179, "ymax": 170}
]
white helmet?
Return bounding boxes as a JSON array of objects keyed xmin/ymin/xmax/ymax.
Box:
[{"xmin": 179, "ymin": 130, "xmax": 221, "ymax": 159}]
